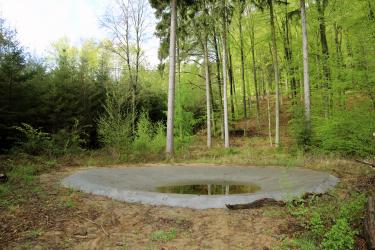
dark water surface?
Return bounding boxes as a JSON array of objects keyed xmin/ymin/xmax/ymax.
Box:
[{"xmin": 156, "ymin": 183, "xmax": 260, "ymax": 195}]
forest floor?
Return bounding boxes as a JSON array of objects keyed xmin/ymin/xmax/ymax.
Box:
[
  {"xmin": 1, "ymin": 139, "xmax": 374, "ymax": 250},
  {"xmin": 1, "ymin": 100, "xmax": 375, "ymax": 249}
]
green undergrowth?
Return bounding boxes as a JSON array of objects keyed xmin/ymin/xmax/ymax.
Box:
[
  {"xmin": 277, "ymin": 192, "xmax": 367, "ymax": 250},
  {"xmin": 150, "ymin": 228, "xmax": 177, "ymax": 242},
  {"xmin": 0, "ymin": 157, "xmax": 58, "ymax": 208}
]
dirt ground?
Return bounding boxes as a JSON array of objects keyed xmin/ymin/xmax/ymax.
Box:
[{"xmin": 1, "ymin": 161, "xmax": 374, "ymax": 250}]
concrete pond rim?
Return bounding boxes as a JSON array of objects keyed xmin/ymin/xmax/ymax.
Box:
[{"xmin": 61, "ymin": 165, "xmax": 339, "ymax": 209}]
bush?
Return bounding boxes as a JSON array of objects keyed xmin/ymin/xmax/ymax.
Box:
[
  {"xmin": 286, "ymin": 192, "xmax": 366, "ymax": 250},
  {"xmin": 97, "ymin": 89, "xmax": 132, "ymax": 151},
  {"xmin": 98, "ymin": 115, "xmax": 132, "ymax": 151},
  {"xmin": 290, "ymin": 104, "xmax": 375, "ymax": 157},
  {"xmin": 133, "ymin": 112, "xmax": 153, "ymax": 152},
  {"xmin": 289, "ymin": 106, "xmax": 313, "ymax": 148},
  {"xmin": 133, "ymin": 112, "xmax": 165, "ymax": 154},
  {"xmin": 338, "ymin": 193, "xmax": 367, "ymax": 224},
  {"xmin": 309, "ymin": 211, "xmax": 325, "ymax": 240},
  {"xmin": 51, "ymin": 119, "xmax": 86, "ymax": 155},
  {"xmin": 12, "ymin": 122, "xmax": 85, "ymax": 157},
  {"xmin": 13, "ymin": 123, "xmax": 52, "ymax": 156},
  {"xmin": 322, "ymin": 218, "xmax": 356, "ymax": 250},
  {"xmin": 150, "ymin": 122, "xmax": 166, "ymax": 153},
  {"xmin": 314, "ymin": 107, "xmax": 375, "ymax": 157}
]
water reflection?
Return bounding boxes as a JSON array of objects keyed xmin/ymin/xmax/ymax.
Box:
[{"xmin": 156, "ymin": 183, "xmax": 260, "ymax": 195}]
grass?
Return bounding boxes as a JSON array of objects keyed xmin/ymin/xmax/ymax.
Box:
[
  {"xmin": 27, "ymin": 228, "xmax": 43, "ymax": 238},
  {"xmin": 150, "ymin": 228, "xmax": 177, "ymax": 242}
]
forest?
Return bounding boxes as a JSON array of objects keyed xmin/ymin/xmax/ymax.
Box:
[{"xmin": 0, "ymin": 0, "xmax": 374, "ymax": 249}]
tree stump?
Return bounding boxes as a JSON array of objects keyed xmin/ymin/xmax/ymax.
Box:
[{"xmin": 364, "ymin": 196, "xmax": 375, "ymax": 250}]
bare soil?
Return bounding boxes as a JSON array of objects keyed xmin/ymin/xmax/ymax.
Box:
[{"xmin": 0, "ymin": 165, "xmax": 305, "ymax": 250}]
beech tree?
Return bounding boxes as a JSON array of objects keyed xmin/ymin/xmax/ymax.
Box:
[{"xmin": 301, "ymin": 0, "xmax": 311, "ymax": 132}]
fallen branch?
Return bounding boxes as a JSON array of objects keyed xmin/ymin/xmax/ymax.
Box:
[
  {"xmin": 226, "ymin": 192, "xmax": 331, "ymax": 210},
  {"xmin": 355, "ymin": 159, "xmax": 375, "ymax": 168},
  {"xmin": 76, "ymin": 214, "xmax": 110, "ymax": 237},
  {"xmin": 226, "ymin": 198, "xmax": 285, "ymax": 210}
]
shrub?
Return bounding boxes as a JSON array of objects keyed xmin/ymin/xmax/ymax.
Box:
[
  {"xmin": 321, "ymin": 218, "xmax": 356, "ymax": 250},
  {"xmin": 338, "ymin": 193, "xmax": 367, "ymax": 224},
  {"xmin": 150, "ymin": 122, "xmax": 166, "ymax": 153},
  {"xmin": 51, "ymin": 119, "xmax": 86, "ymax": 155},
  {"xmin": 290, "ymin": 104, "xmax": 375, "ymax": 157},
  {"xmin": 13, "ymin": 122, "xmax": 86, "ymax": 157},
  {"xmin": 289, "ymin": 106, "xmax": 313, "ymax": 148},
  {"xmin": 133, "ymin": 113, "xmax": 166, "ymax": 155},
  {"xmin": 98, "ymin": 116, "xmax": 132, "ymax": 151},
  {"xmin": 13, "ymin": 123, "xmax": 52, "ymax": 156},
  {"xmin": 133, "ymin": 112, "xmax": 153, "ymax": 152},
  {"xmin": 97, "ymin": 87, "xmax": 132, "ymax": 151},
  {"xmin": 309, "ymin": 211, "xmax": 325, "ymax": 240},
  {"xmin": 314, "ymin": 107, "xmax": 375, "ymax": 157}
]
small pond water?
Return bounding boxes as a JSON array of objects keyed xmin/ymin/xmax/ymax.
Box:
[{"xmin": 156, "ymin": 183, "xmax": 260, "ymax": 195}]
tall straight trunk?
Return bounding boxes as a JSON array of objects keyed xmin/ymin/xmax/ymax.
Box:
[
  {"xmin": 316, "ymin": 0, "xmax": 331, "ymax": 118},
  {"xmin": 213, "ymin": 30, "xmax": 224, "ymax": 139},
  {"xmin": 228, "ymin": 47, "xmax": 236, "ymax": 120},
  {"xmin": 203, "ymin": 35, "xmax": 212, "ymax": 148},
  {"xmin": 268, "ymin": 0, "xmax": 281, "ymax": 147},
  {"xmin": 333, "ymin": 22, "xmax": 345, "ymax": 109},
  {"xmin": 166, "ymin": 0, "xmax": 177, "ymax": 155},
  {"xmin": 177, "ymin": 38, "xmax": 183, "ymax": 139},
  {"xmin": 266, "ymin": 65, "xmax": 273, "ymax": 147},
  {"xmin": 249, "ymin": 18, "xmax": 260, "ymax": 125},
  {"xmin": 239, "ymin": 11, "xmax": 247, "ymax": 119},
  {"xmin": 282, "ymin": 1, "xmax": 297, "ymax": 102},
  {"xmin": 222, "ymin": 0, "xmax": 230, "ymax": 148},
  {"xmin": 301, "ymin": 0, "xmax": 311, "ymax": 131}
]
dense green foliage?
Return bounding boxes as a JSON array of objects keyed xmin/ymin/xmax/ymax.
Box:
[
  {"xmin": 0, "ymin": 0, "xmax": 374, "ymax": 157},
  {"xmin": 281, "ymin": 193, "xmax": 367, "ymax": 250}
]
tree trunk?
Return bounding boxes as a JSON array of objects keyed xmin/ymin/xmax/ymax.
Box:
[
  {"xmin": 213, "ymin": 30, "xmax": 224, "ymax": 139},
  {"xmin": 317, "ymin": 0, "xmax": 331, "ymax": 118},
  {"xmin": 239, "ymin": 10, "xmax": 247, "ymax": 119},
  {"xmin": 282, "ymin": 2, "xmax": 297, "ymax": 103},
  {"xmin": 203, "ymin": 35, "xmax": 212, "ymax": 148},
  {"xmin": 301, "ymin": 0, "xmax": 311, "ymax": 132},
  {"xmin": 228, "ymin": 47, "xmax": 236, "ymax": 121},
  {"xmin": 268, "ymin": 0, "xmax": 281, "ymax": 147},
  {"xmin": 249, "ymin": 18, "xmax": 260, "ymax": 126},
  {"xmin": 166, "ymin": 0, "xmax": 177, "ymax": 155},
  {"xmin": 266, "ymin": 66, "xmax": 273, "ymax": 147},
  {"xmin": 222, "ymin": 0, "xmax": 230, "ymax": 148}
]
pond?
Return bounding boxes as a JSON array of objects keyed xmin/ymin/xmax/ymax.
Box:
[
  {"xmin": 61, "ymin": 166, "xmax": 339, "ymax": 209},
  {"xmin": 156, "ymin": 183, "xmax": 261, "ymax": 195}
]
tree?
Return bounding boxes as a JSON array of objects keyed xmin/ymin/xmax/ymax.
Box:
[
  {"xmin": 248, "ymin": 10, "xmax": 260, "ymax": 126},
  {"xmin": 222, "ymin": 0, "xmax": 230, "ymax": 148},
  {"xmin": 101, "ymin": 0, "xmax": 149, "ymax": 135},
  {"xmin": 165, "ymin": 0, "xmax": 177, "ymax": 154},
  {"xmin": 237, "ymin": 0, "xmax": 247, "ymax": 119},
  {"xmin": 301, "ymin": 0, "xmax": 311, "ymax": 132},
  {"xmin": 252, "ymin": 0, "xmax": 284, "ymax": 147},
  {"xmin": 316, "ymin": 0, "xmax": 331, "ymax": 117}
]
